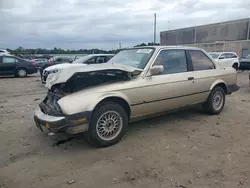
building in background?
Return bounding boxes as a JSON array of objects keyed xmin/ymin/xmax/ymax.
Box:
[{"xmin": 160, "ymin": 18, "xmax": 250, "ymax": 57}]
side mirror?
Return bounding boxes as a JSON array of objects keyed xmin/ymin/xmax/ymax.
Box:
[
  {"xmin": 147, "ymin": 65, "xmax": 164, "ymax": 76},
  {"xmin": 219, "ymin": 56, "xmax": 225, "ymax": 59}
]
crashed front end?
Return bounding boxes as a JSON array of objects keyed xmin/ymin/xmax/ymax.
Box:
[
  {"xmin": 34, "ymin": 64, "xmax": 142, "ymax": 134},
  {"xmin": 34, "ymin": 90, "xmax": 91, "ymax": 134}
]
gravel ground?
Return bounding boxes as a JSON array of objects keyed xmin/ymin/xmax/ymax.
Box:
[{"xmin": 0, "ymin": 72, "xmax": 249, "ymax": 188}]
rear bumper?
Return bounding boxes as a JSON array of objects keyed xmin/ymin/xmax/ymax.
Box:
[
  {"xmin": 34, "ymin": 107, "xmax": 91, "ymax": 134},
  {"xmin": 27, "ymin": 67, "xmax": 38, "ymax": 74},
  {"xmin": 227, "ymin": 84, "xmax": 240, "ymax": 94}
]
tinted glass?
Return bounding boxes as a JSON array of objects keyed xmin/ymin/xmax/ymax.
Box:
[
  {"xmin": 2, "ymin": 57, "xmax": 16, "ymax": 63},
  {"xmin": 72, "ymin": 55, "xmax": 93, "ymax": 64},
  {"xmin": 225, "ymin": 53, "xmax": 237, "ymax": 58},
  {"xmin": 219, "ymin": 53, "xmax": 226, "ymax": 59},
  {"xmin": 189, "ymin": 50, "xmax": 215, "ymax": 71},
  {"xmin": 208, "ymin": 53, "xmax": 220, "ymax": 59},
  {"xmin": 106, "ymin": 56, "xmax": 113, "ymax": 61},
  {"xmin": 96, "ymin": 56, "xmax": 106, "ymax": 63},
  {"xmin": 85, "ymin": 57, "xmax": 96, "ymax": 64},
  {"xmin": 153, "ymin": 50, "xmax": 187, "ymax": 74}
]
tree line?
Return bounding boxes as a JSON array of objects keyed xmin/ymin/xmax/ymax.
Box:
[{"xmin": 6, "ymin": 43, "xmax": 160, "ymax": 55}]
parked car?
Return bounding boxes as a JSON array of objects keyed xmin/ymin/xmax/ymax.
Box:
[
  {"xmin": 0, "ymin": 49, "xmax": 10, "ymax": 55},
  {"xmin": 208, "ymin": 52, "xmax": 239, "ymax": 70},
  {"xmin": 30, "ymin": 58, "xmax": 48, "ymax": 69},
  {"xmin": 34, "ymin": 46, "xmax": 239, "ymax": 147},
  {"xmin": 41, "ymin": 54, "xmax": 114, "ymax": 83},
  {"xmin": 239, "ymin": 55, "xmax": 250, "ymax": 70},
  {"xmin": 0, "ymin": 55, "xmax": 37, "ymax": 77},
  {"xmin": 39, "ymin": 56, "xmax": 74, "ymax": 81}
]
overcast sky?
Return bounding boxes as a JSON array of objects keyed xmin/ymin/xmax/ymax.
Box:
[{"xmin": 0, "ymin": 0, "xmax": 249, "ymax": 50}]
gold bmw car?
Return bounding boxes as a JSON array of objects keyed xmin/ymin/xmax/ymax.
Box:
[{"xmin": 34, "ymin": 46, "xmax": 239, "ymax": 147}]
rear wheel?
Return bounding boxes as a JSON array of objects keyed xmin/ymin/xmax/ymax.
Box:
[
  {"xmin": 16, "ymin": 68, "xmax": 27, "ymax": 77},
  {"xmin": 84, "ymin": 102, "xmax": 128, "ymax": 147},
  {"xmin": 203, "ymin": 86, "xmax": 225, "ymax": 115},
  {"xmin": 232, "ymin": 63, "xmax": 238, "ymax": 70}
]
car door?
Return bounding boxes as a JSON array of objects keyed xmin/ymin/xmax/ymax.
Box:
[
  {"xmin": 186, "ymin": 50, "xmax": 217, "ymax": 101},
  {"xmin": 0, "ymin": 56, "xmax": 17, "ymax": 75},
  {"xmin": 217, "ymin": 53, "xmax": 228, "ymax": 68},
  {"xmin": 130, "ymin": 49, "xmax": 197, "ymax": 117}
]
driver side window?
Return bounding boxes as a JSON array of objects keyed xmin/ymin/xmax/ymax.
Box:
[
  {"xmin": 153, "ymin": 50, "xmax": 188, "ymax": 74},
  {"xmin": 85, "ymin": 57, "xmax": 96, "ymax": 64}
]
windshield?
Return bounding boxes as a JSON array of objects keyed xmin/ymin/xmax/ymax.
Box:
[
  {"xmin": 208, "ymin": 53, "xmax": 220, "ymax": 59},
  {"xmin": 72, "ymin": 55, "xmax": 93, "ymax": 64},
  {"xmin": 108, "ymin": 48, "xmax": 154, "ymax": 69}
]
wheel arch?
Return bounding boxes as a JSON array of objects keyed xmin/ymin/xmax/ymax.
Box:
[
  {"xmin": 210, "ymin": 80, "xmax": 228, "ymax": 94},
  {"xmin": 92, "ymin": 96, "xmax": 131, "ymax": 120}
]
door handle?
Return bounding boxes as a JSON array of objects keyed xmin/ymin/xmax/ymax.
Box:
[{"xmin": 188, "ymin": 77, "xmax": 194, "ymax": 80}]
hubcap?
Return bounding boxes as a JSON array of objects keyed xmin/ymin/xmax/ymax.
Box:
[
  {"xmin": 96, "ymin": 111, "xmax": 123, "ymax": 141},
  {"xmin": 18, "ymin": 69, "xmax": 26, "ymax": 77},
  {"xmin": 212, "ymin": 91, "xmax": 223, "ymax": 111}
]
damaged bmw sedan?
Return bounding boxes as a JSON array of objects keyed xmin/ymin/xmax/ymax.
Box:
[{"xmin": 34, "ymin": 46, "xmax": 239, "ymax": 147}]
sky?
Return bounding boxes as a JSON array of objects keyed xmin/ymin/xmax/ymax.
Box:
[{"xmin": 0, "ymin": 0, "xmax": 249, "ymax": 50}]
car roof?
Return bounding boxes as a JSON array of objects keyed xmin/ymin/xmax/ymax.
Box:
[
  {"xmin": 209, "ymin": 51, "xmax": 237, "ymax": 54},
  {"xmin": 132, "ymin": 45, "xmax": 205, "ymax": 51}
]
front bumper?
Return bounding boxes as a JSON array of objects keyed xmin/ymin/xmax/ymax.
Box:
[
  {"xmin": 42, "ymin": 74, "xmax": 48, "ymax": 83},
  {"xmin": 34, "ymin": 107, "xmax": 91, "ymax": 134}
]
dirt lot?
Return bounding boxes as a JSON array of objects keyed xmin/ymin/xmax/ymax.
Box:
[{"xmin": 0, "ymin": 72, "xmax": 249, "ymax": 188}]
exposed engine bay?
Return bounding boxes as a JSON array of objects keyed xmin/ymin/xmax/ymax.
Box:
[{"xmin": 51, "ymin": 69, "xmax": 134, "ymax": 94}]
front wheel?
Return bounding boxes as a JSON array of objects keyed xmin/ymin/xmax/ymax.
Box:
[
  {"xmin": 203, "ymin": 86, "xmax": 225, "ymax": 115},
  {"xmin": 232, "ymin": 63, "xmax": 238, "ymax": 70},
  {"xmin": 84, "ymin": 102, "xmax": 128, "ymax": 147}
]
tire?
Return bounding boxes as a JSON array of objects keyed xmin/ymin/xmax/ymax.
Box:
[
  {"xmin": 203, "ymin": 86, "xmax": 225, "ymax": 115},
  {"xmin": 232, "ymin": 63, "xmax": 238, "ymax": 70},
  {"xmin": 16, "ymin": 68, "xmax": 27, "ymax": 77},
  {"xmin": 84, "ymin": 102, "xmax": 128, "ymax": 147}
]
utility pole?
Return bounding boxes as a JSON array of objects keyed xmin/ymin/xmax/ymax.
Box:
[
  {"xmin": 119, "ymin": 43, "xmax": 121, "ymax": 49},
  {"xmin": 154, "ymin": 13, "xmax": 156, "ymax": 44}
]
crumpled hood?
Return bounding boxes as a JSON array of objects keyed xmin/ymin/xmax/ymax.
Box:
[
  {"xmin": 45, "ymin": 63, "xmax": 143, "ymax": 89},
  {"xmin": 45, "ymin": 63, "xmax": 86, "ymax": 71}
]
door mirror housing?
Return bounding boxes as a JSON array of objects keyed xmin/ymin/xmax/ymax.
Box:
[
  {"xmin": 219, "ymin": 56, "xmax": 225, "ymax": 59},
  {"xmin": 147, "ymin": 65, "xmax": 164, "ymax": 76}
]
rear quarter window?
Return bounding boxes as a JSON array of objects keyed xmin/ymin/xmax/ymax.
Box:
[{"xmin": 188, "ymin": 50, "xmax": 215, "ymax": 71}]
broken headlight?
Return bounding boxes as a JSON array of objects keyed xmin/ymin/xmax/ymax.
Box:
[{"xmin": 47, "ymin": 93, "xmax": 63, "ymax": 113}]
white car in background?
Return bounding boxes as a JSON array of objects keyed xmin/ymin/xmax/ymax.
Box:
[
  {"xmin": 0, "ymin": 49, "xmax": 11, "ymax": 56},
  {"xmin": 208, "ymin": 52, "xmax": 239, "ymax": 70},
  {"xmin": 42, "ymin": 54, "xmax": 114, "ymax": 83}
]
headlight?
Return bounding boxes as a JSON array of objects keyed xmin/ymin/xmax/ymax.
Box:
[{"xmin": 50, "ymin": 69, "xmax": 59, "ymax": 73}]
